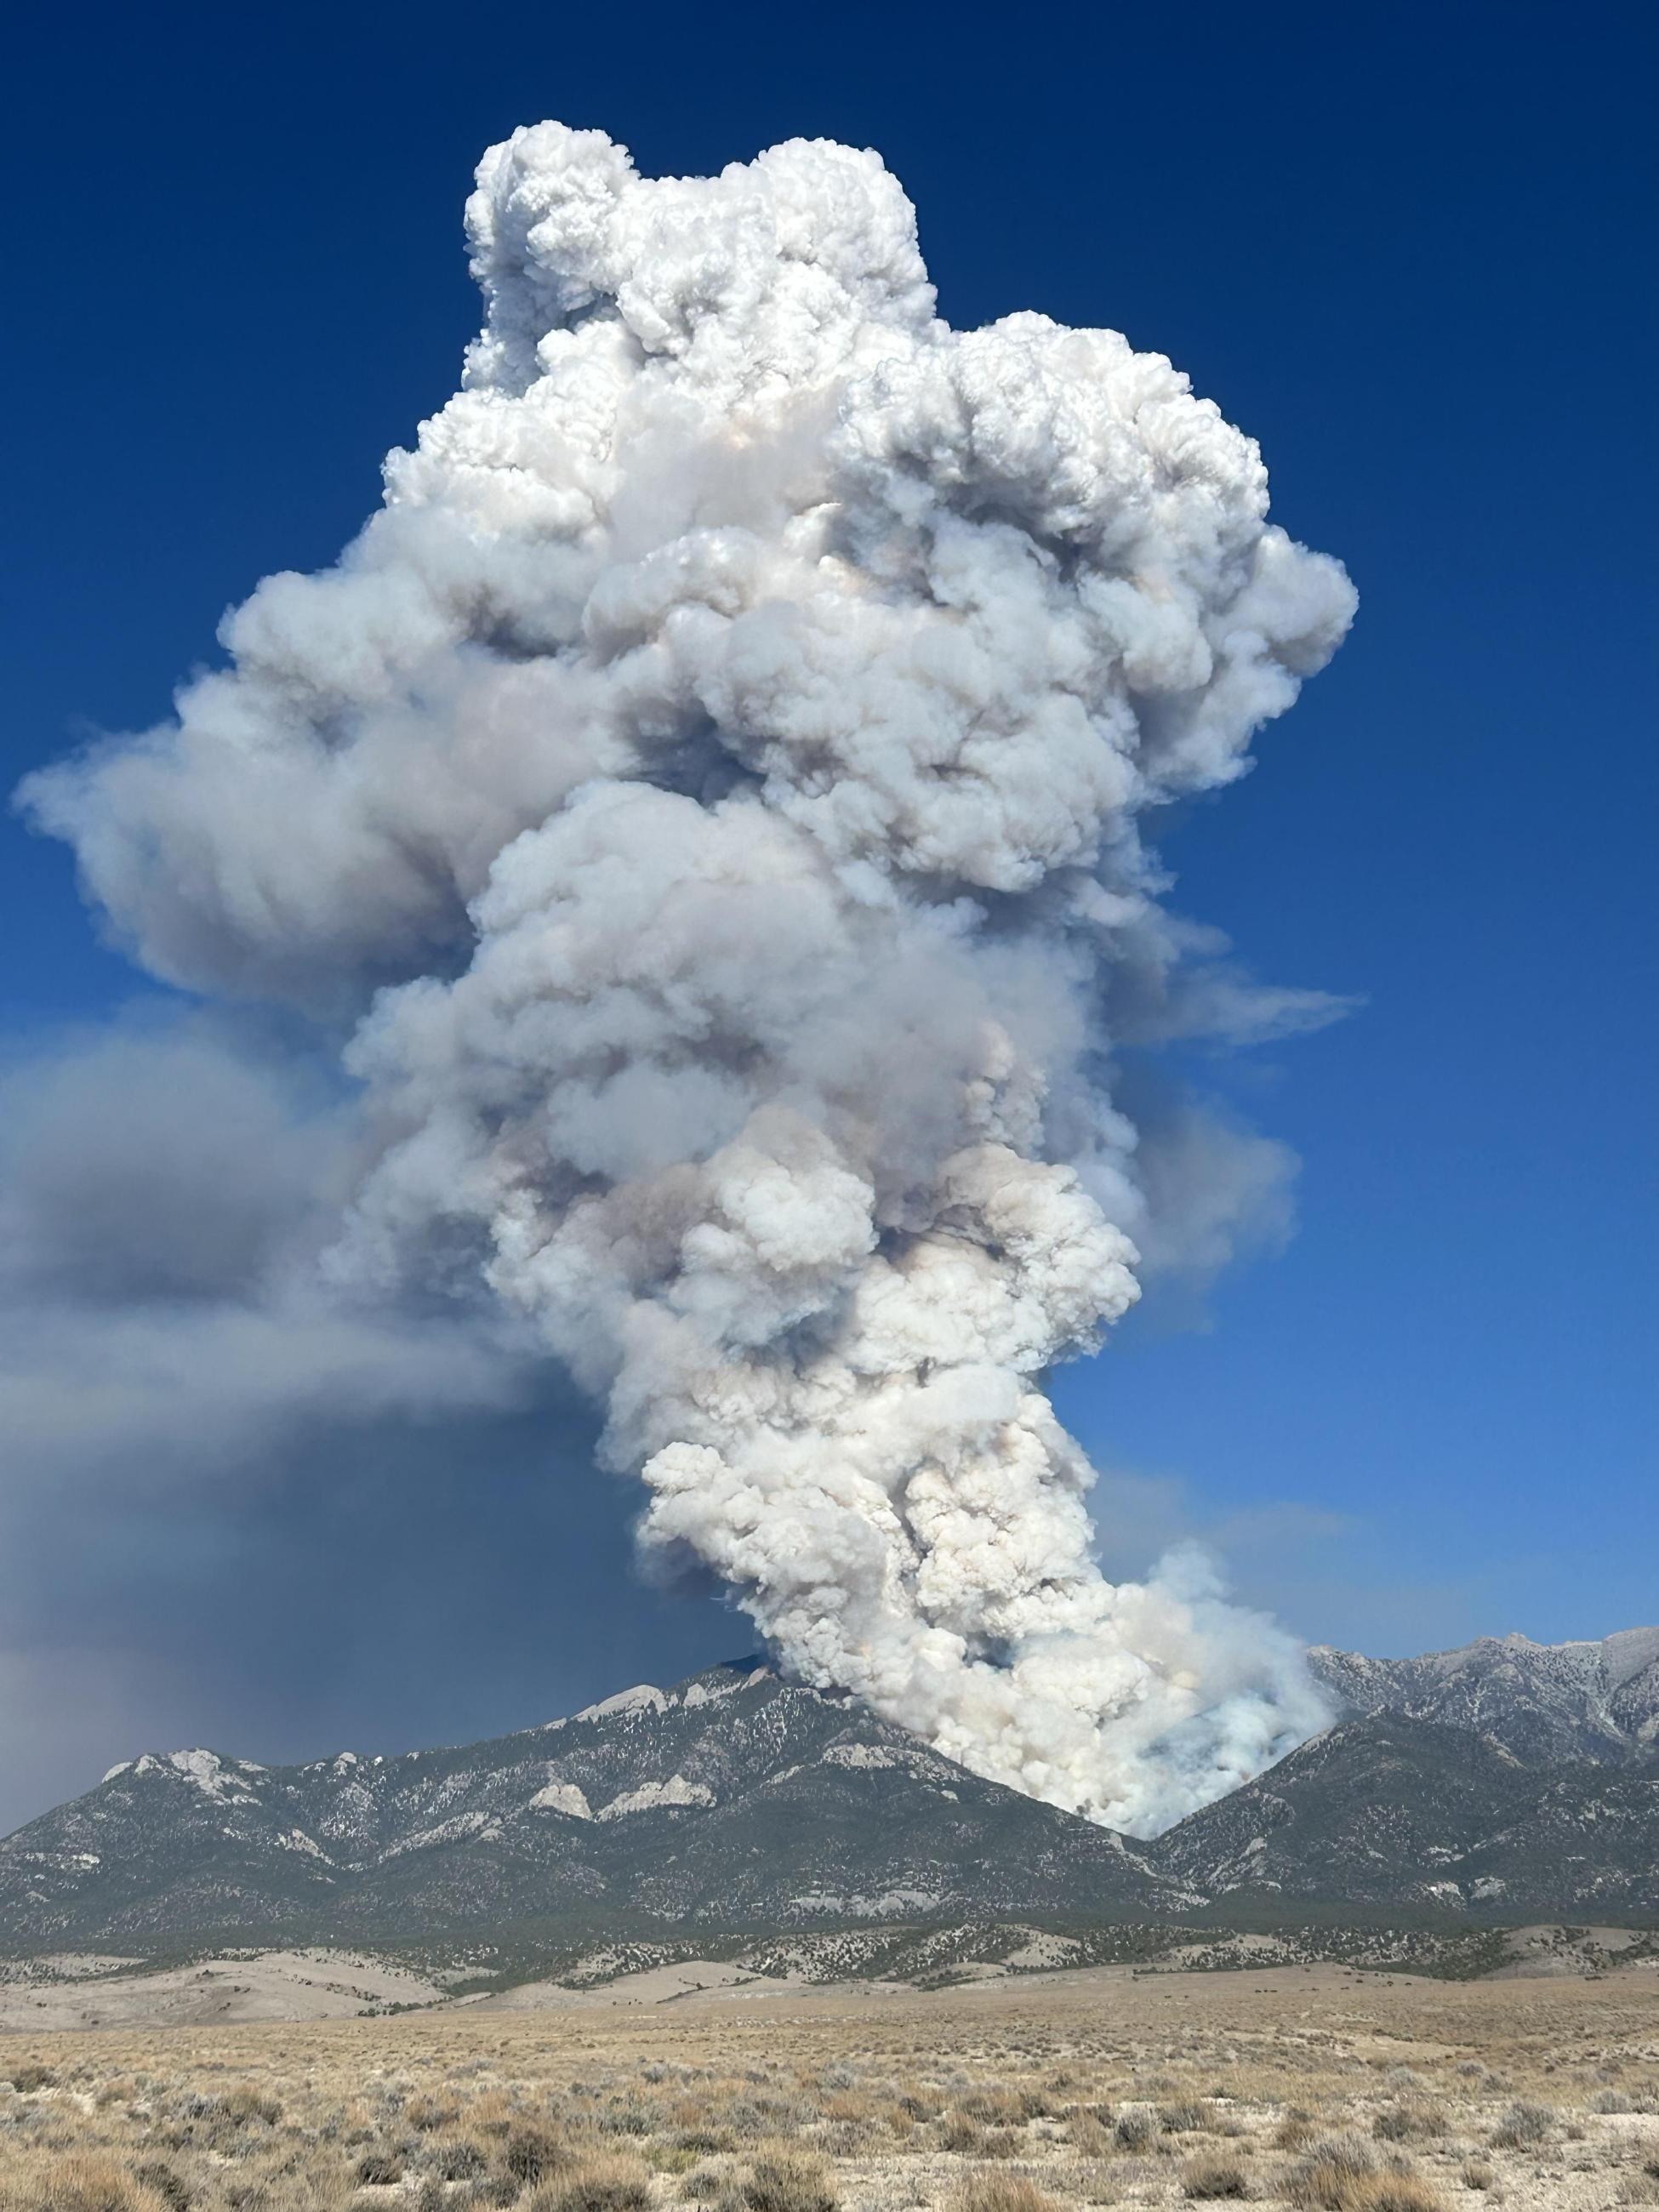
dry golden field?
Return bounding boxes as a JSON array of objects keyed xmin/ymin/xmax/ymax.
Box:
[{"xmin": 2, "ymin": 1964, "xmax": 1657, "ymax": 2212}]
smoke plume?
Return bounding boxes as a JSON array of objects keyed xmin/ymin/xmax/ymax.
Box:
[{"xmin": 22, "ymin": 124, "xmax": 1355, "ymax": 1834}]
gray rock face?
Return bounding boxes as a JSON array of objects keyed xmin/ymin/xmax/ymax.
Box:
[
  {"xmin": 1308, "ymin": 1628, "xmax": 1659, "ymax": 1765},
  {"xmin": 0, "ymin": 1662, "xmax": 1186, "ymax": 1950}
]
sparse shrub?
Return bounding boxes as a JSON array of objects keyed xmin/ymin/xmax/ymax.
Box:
[
  {"xmin": 505, "ymin": 2123, "xmax": 568, "ymax": 2185},
  {"xmin": 939, "ymin": 2114, "xmax": 984, "ymax": 2154},
  {"xmin": 742, "ymin": 2151, "xmax": 837, "ymax": 2212},
  {"xmin": 646, "ymin": 2143, "xmax": 699, "ymax": 2175},
  {"xmin": 1371, "ymin": 2103, "xmax": 1446, "ymax": 2144},
  {"xmin": 951, "ymin": 2178, "xmax": 1060, "ymax": 2212},
  {"xmin": 0, "ymin": 2155, "xmax": 168, "ymax": 2212},
  {"xmin": 355, "ymin": 2151, "xmax": 404, "ymax": 2185},
  {"xmin": 938, "ymin": 2115, "xmax": 1016, "ymax": 2157},
  {"xmin": 727, "ymin": 2098, "xmax": 813, "ymax": 2140},
  {"xmin": 220, "ymin": 2084, "xmax": 281, "ymax": 2128},
  {"xmin": 961, "ymin": 2089, "xmax": 1023, "ymax": 2124},
  {"xmin": 1286, "ymin": 2139, "xmax": 1444, "ymax": 2212},
  {"xmin": 676, "ymin": 2128, "xmax": 736, "ymax": 2156},
  {"xmin": 1286, "ymin": 2135, "xmax": 1377, "ymax": 2209},
  {"xmin": 1491, "ymin": 2100, "xmax": 1554, "ymax": 2149},
  {"xmin": 530, "ymin": 2155, "xmax": 653, "ymax": 2212},
  {"xmin": 405, "ymin": 2095, "xmax": 459, "ymax": 2133},
  {"xmin": 131, "ymin": 2164, "xmax": 189, "ymax": 2212},
  {"xmin": 425, "ymin": 2134, "xmax": 488, "ymax": 2181},
  {"xmin": 597, "ymin": 2099, "xmax": 660, "ymax": 2139},
  {"xmin": 1068, "ymin": 2112, "xmax": 1114, "ymax": 2157},
  {"xmin": 1182, "ymin": 2153, "xmax": 1251, "ymax": 2198},
  {"xmin": 1162, "ymin": 2100, "xmax": 1217, "ymax": 2135},
  {"xmin": 1074, "ymin": 2165, "xmax": 1121, "ymax": 2208},
  {"xmin": 4, "ymin": 2065, "xmax": 57, "ymax": 2093}
]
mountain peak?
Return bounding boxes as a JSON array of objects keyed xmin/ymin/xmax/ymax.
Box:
[
  {"xmin": 7, "ymin": 1631, "xmax": 1657, "ymax": 1958},
  {"xmin": 0, "ymin": 1651, "xmax": 1181, "ymax": 1953},
  {"xmin": 1308, "ymin": 1626, "xmax": 1659, "ymax": 1765},
  {"xmin": 567, "ymin": 1658, "xmax": 776, "ymax": 1725}
]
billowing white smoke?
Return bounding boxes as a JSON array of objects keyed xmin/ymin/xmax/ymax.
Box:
[{"xmin": 24, "ymin": 124, "xmax": 1355, "ymax": 1834}]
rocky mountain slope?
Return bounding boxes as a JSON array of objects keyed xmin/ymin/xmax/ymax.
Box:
[
  {"xmin": 1155, "ymin": 1714, "xmax": 1659, "ymax": 1918},
  {"xmin": 1308, "ymin": 1628, "xmax": 1659, "ymax": 1764},
  {"xmin": 3, "ymin": 1630, "xmax": 1655, "ymax": 1957},
  {"xmin": 0, "ymin": 1661, "xmax": 1189, "ymax": 1950}
]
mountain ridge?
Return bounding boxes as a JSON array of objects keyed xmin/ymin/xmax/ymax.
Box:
[
  {"xmin": 1307, "ymin": 1625, "xmax": 1659, "ymax": 1765},
  {"xmin": 1157, "ymin": 1713, "xmax": 1659, "ymax": 1920},
  {"xmin": 4, "ymin": 1628, "xmax": 1656, "ymax": 1958},
  {"xmin": 0, "ymin": 1658, "xmax": 1190, "ymax": 1952}
]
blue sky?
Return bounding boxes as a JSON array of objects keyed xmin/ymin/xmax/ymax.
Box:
[{"xmin": 0, "ymin": 0, "xmax": 1652, "ymax": 1826}]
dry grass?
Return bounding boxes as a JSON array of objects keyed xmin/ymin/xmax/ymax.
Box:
[
  {"xmin": 741, "ymin": 2148, "xmax": 835, "ymax": 2212},
  {"xmin": 1285, "ymin": 2135, "xmax": 1454, "ymax": 2210},
  {"xmin": 1338, "ymin": 2184, "xmax": 1445, "ymax": 2212},
  {"xmin": 1181, "ymin": 2151, "xmax": 1251, "ymax": 2198},
  {"xmin": 0, "ymin": 1961, "xmax": 1656, "ymax": 2212},
  {"xmin": 531, "ymin": 2153, "xmax": 653, "ymax": 2212},
  {"xmin": 1286, "ymin": 2135, "xmax": 1382, "ymax": 2209},
  {"xmin": 952, "ymin": 2178, "xmax": 1059, "ymax": 2212},
  {"xmin": 0, "ymin": 2152, "xmax": 172, "ymax": 2212}
]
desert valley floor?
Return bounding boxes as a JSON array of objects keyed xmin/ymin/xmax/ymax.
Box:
[{"xmin": 3, "ymin": 1959, "xmax": 1658, "ymax": 2212}]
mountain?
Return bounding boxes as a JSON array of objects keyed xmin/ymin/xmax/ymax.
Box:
[
  {"xmin": 1155, "ymin": 1714, "xmax": 1659, "ymax": 1920},
  {"xmin": 4, "ymin": 1631, "xmax": 1656, "ymax": 1964},
  {"xmin": 1308, "ymin": 1628, "xmax": 1659, "ymax": 1765},
  {"xmin": 0, "ymin": 1661, "xmax": 1189, "ymax": 1953}
]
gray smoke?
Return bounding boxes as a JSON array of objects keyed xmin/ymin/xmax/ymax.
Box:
[{"xmin": 22, "ymin": 124, "xmax": 1355, "ymax": 1833}]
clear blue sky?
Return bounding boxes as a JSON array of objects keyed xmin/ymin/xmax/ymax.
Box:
[{"xmin": 0, "ymin": 0, "xmax": 1652, "ymax": 1823}]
